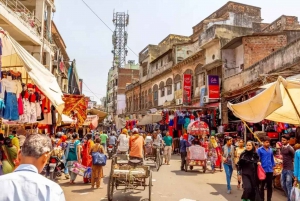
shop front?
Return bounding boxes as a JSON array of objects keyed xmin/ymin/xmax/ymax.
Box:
[{"xmin": 0, "ymin": 29, "xmax": 64, "ymax": 135}]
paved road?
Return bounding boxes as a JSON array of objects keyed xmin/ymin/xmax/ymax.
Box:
[{"xmin": 59, "ymin": 155, "xmax": 286, "ymax": 201}]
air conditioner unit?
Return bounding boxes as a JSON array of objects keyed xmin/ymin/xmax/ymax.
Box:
[
  {"xmin": 176, "ymin": 98, "xmax": 183, "ymax": 105},
  {"xmin": 202, "ymin": 96, "xmax": 209, "ymax": 103}
]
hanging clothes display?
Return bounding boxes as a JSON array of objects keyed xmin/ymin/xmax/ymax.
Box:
[{"xmin": 2, "ymin": 75, "xmax": 22, "ymax": 121}]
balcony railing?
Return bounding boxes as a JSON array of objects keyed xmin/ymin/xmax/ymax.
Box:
[
  {"xmin": 151, "ymin": 61, "xmax": 173, "ymax": 78},
  {"xmin": 0, "ymin": 0, "xmax": 42, "ymax": 38}
]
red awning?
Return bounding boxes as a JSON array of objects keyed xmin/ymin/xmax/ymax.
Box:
[{"xmin": 205, "ymin": 102, "xmax": 219, "ymax": 108}]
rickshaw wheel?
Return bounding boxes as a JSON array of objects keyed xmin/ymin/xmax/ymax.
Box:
[
  {"xmin": 107, "ymin": 175, "xmax": 115, "ymax": 201},
  {"xmin": 149, "ymin": 172, "xmax": 152, "ymax": 201}
]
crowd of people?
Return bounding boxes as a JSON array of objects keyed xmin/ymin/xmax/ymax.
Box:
[{"xmin": 0, "ymin": 127, "xmax": 298, "ymax": 201}]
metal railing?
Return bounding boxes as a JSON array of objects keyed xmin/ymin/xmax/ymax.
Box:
[{"xmin": 0, "ymin": 0, "xmax": 42, "ymax": 38}]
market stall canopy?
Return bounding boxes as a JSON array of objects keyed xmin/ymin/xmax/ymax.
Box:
[
  {"xmin": 1, "ymin": 30, "xmax": 64, "ymax": 114},
  {"xmin": 56, "ymin": 113, "xmax": 74, "ymax": 124},
  {"xmin": 87, "ymin": 109, "xmax": 107, "ymax": 122},
  {"xmin": 187, "ymin": 120, "xmax": 209, "ymax": 135},
  {"xmin": 83, "ymin": 115, "xmax": 99, "ymax": 129},
  {"xmin": 62, "ymin": 94, "xmax": 87, "ymax": 126},
  {"xmin": 137, "ymin": 114, "xmax": 162, "ymax": 126},
  {"xmin": 228, "ymin": 76, "xmax": 300, "ymax": 125}
]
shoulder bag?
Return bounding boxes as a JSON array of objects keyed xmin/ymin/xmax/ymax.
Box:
[
  {"xmin": 257, "ymin": 165, "xmax": 266, "ymax": 180},
  {"xmin": 92, "ymin": 145, "xmax": 107, "ymax": 166}
]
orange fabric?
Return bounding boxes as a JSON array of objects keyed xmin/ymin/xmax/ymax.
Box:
[
  {"xmin": 129, "ymin": 135, "xmax": 144, "ymax": 158},
  {"xmin": 82, "ymin": 139, "xmax": 94, "ymax": 167},
  {"xmin": 56, "ymin": 135, "xmax": 67, "ymax": 147},
  {"xmin": 62, "ymin": 95, "xmax": 87, "ymax": 127}
]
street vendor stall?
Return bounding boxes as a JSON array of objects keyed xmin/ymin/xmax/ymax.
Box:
[
  {"xmin": 227, "ymin": 76, "xmax": 300, "ymax": 190},
  {"xmin": 0, "ymin": 28, "xmax": 64, "ymax": 134}
]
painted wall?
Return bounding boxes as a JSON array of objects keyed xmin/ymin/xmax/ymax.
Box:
[
  {"xmin": 117, "ymin": 94, "xmax": 126, "ymax": 114},
  {"xmin": 205, "ymin": 42, "xmax": 220, "ymax": 64},
  {"xmin": 158, "ymin": 85, "xmax": 174, "ymax": 106}
]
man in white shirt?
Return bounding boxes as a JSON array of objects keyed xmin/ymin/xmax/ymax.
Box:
[
  {"xmin": 117, "ymin": 128, "xmax": 129, "ymax": 153},
  {"xmin": 0, "ymin": 134, "xmax": 65, "ymax": 201}
]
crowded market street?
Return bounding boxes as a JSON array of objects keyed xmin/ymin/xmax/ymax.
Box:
[{"xmin": 60, "ymin": 156, "xmax": 286, "ymax": 201}]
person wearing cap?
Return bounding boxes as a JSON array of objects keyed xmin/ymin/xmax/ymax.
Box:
[{"xmin": 129, "ymin": 128, "xmax": 145, "ymax": 161}]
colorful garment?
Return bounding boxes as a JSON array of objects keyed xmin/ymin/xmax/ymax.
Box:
[{"xmin": 81, "ymin": 139, "xmax": 94, "ymax": 167}]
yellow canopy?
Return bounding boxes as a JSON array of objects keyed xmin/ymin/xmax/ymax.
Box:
[{"xmin": 227, "ymin": 76, "xmax": 300, "ymax": 125}]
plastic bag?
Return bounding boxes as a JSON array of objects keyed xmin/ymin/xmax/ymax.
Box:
[{"xmin": 291, "ymin": 187, "xmax": 300, "ymax": 201}]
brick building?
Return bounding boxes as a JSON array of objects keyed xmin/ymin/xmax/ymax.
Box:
[{"xmin": 106, "ymin": 62, "xmax": 139, "ymax": 115}]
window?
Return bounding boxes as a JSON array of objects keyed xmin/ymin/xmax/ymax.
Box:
[
  {"xmin": 167, "ymin": 85, "xmax": 172, "ymax": 95},
  {"xmin": 161, "ymin": 88, "xmax": 165, "ymax": 97},
  {"xmin": 166, "ymin": 78, "xmax": 173, "ymax": 95},
  {"xmin": 142, "ymin": 64, "xmax": 147, "ymax": 77},
  {"xmin": 156, "ymin": 63, "xmax": 158, "ymax": 69},
  {"xmin": 154, "ymin": 91, "xmax": 158, "ymax": 100},
  {"xmin": 115, "ymin": 79, "xmax": 118, "ymax": 86},
  {"xmin": 161, "ymin": 59, "xmax": 163, "ymax": 67}
]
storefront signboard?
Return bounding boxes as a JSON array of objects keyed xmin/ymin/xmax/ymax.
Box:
[
  {"xmin": 207, "ymin": 75, "xmax": 220, "ymax": 99},
  {"xmin": 200, "ymin": 86, "xmax": 206, "ymax": 107},
  {"xmin": 183, "ymin": 74, "xmax": 192, "ymax": 104}
]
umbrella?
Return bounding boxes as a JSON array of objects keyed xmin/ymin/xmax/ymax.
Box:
[
  {"xmin": 228, "ymin": 76, "xmax": 300, "ymax": 125},
  {"xmin": 187, "ymin": 120, "xmax": 209, "ymax": 135},
  {"xmin": 137, "ymin": 114, "xmax": 162, "ymax": 126}
]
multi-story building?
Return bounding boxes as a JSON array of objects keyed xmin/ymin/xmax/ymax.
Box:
[
  {"xmin": 106, "ymin": 61, "xmax": 139, "ymax": 115},
  {"xmin": 0, "ymin": 0, "xmax": 56, "ymax": 71},
  {"xmin": 125, "ymin": 1, "xmax": 262, "ymax": 116},
  {"xmin": 51, "ymin": 21, "xmax": 70, "ymax": 93}
]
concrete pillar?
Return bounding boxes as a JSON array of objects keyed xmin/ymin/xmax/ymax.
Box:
[
  {"xmin": 35, "ymin": 0, "xmax": 45, "ymax": 39},
  {"xmin": 46, "ymin": 52, "xmax": 52, "ymax": 72},
  {"xmin": 46, "ymin": 5, "xmax": 53, "ymax": 41}
]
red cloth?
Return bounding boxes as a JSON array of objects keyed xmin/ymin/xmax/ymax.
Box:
[
  {"xmin": 28, "ymin": 93, "xmax": 36, "ymax": 103},
  {"xmin": 18, "ymin": 96, "xmax": 24, "ymax": 115},
  {"xmin": 183, "ymin": 133, "xmax": 188, "ymax": 141},
  {"xmin": 178, "ymin": 130, "xmax": 182, "ymax": 138},
  {"xmin": 168, "ymin": 126, "xmax": 173, "ymax": 137}
]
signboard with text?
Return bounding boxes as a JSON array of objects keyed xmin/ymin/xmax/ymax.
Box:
[
  {"xmin": 200, "ymin": 86, "xmax": 206, "ymax": 107},
  {"xmin": 207, "ymin": 75, "xmax": 220, "ymax": 99},
  {"xmin": 183, "ymin": 74, "xmax": 192, "ymax": 104}
]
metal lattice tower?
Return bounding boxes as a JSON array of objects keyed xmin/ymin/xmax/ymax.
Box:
[{"xmin": 112, "ymin": 11, "xmax": 129, "ymax": 68}]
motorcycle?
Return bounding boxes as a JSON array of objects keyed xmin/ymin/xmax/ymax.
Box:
[
  {"xmin": 42, "ymin": 156, "xmax": 65, "ymax": 181},
  {"xmin": 107, "ymin": 144, "xmax": 116, "ymax": 159}
]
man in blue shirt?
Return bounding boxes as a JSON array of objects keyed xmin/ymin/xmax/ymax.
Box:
[
  {"xmin": 257, "ymin": 136, "xmax": 275, "ymax": 201},
  {"xmin": 0, "ymin": 134, "xmax": 65, "ymax": 201},
  {"xmin": 180, "ymin": 133, "xmax": 190, "ymax": 171}
]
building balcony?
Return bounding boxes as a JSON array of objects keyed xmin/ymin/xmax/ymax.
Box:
[
  {"xmin": 0, "ymin": 0, "xmax": 42, "ymax": 44},
  {"xmin": 151, "ymin": 61, "xmax": 173, "ymax": 78},
  {"xmin": 224, "ymin": 38, "xmax": 300, "ymax": 93}
]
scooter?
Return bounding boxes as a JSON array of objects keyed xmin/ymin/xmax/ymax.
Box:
[
  {"xmin": 43, "ymin": 156, "xmax": 65, "ymax": 181},
  {"xmin": 107, "ymin": 144, "xmax": 116, "ymax": 159}
]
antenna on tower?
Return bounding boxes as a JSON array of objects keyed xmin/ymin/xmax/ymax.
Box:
[{"xmin": 112, "ymin": 11, "xmax": 129, "ymax": 68}]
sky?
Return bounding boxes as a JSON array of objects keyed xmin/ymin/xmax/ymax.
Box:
[{"xmin": 54, "ymin": 0, "xmax": 300, "ymax": 103}]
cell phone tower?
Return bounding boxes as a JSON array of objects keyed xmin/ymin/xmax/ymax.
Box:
[{"xmin": 112, "ymin": 11, "xmax": 129, "ymax": 68}]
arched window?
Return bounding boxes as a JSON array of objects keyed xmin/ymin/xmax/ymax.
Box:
[
  {"xmin": 159, "ymin": 81, "xmax": 165, "ymax": 97},
  {"xmin": 166, "ymin": 78, "xmax": 173, "ymax": 95},
  {"xmin": 148, "ymin": 88, "xmax": 152, "ymax": 107},
  {"xmin": 195, "ymin": 64, "xmax": 205, "ymax": 88},
  {"xmin": 141, "ymin": 91, "xmax": 144, "ymax": 109},
  {"xmin": 153, "ymin": 85, "xmax": 158, "ymax": 106},
  {"xmin": 174, "ymin": 74, "xmax": 182, "ymax": 91}
]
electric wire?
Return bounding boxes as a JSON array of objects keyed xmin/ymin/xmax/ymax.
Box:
[{"xmin": 81, "ymin": 0, "xmax": 138, "ymax": 57}]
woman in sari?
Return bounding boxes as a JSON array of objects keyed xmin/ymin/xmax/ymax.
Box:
[
  {"xmin": 1, "ymin": 137, "xmax": 18, "ymax": 174},
  {"xmin": 81, "ymin": 133, "xmax": 94, "ymax": 167}
]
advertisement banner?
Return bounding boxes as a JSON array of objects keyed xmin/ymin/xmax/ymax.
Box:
[
  {"xmin": 207, "ymin": 75, "xmax": 220, "ymax": 99},
  {"xmin": 200, "ymin": 86, "xmax": 206, "ymax": 107},
  {"xmin": 183, "ymin": 74, "xmax": 192, "ymax": 104}
]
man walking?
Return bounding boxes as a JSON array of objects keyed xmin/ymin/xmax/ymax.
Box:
[
  {"xmin": 180, "ymin": 133, "xmax": 190, "ymax": 171},
  {"xmin": 281, "ymin": 135, "xmax": 294, "ymax": 201},
  {"xmin": 258, "ymin": 136, "xmax": 275, "ymax": 201},
  {"xmin": 163, "ymin": 131, "xmax": 173, "ymax": 165},
  {"xmin": 100, "ymin": 131, "xmax": 108, "ymax": 151},
  {"xmin": 0, "ymin": 134, "xmax": 65, "ymax": 201}
]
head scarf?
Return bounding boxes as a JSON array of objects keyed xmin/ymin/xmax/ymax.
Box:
[
  {"xmin": 122, "ymin": 128, "xmax": 128, "ymax": 135},
  {"xmin": 209, "ymin": 136, "xmax": 218, "ymax": 148},
  {"xmin": 132, "ymin": 128, "xmax": 139, "ymax": 134},
  {"xmin": 183, "ymin": 133, "xmax": 188, "ymax": 141}
]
